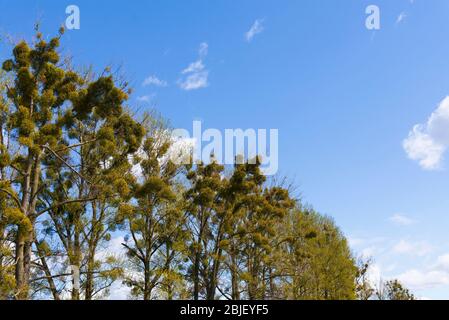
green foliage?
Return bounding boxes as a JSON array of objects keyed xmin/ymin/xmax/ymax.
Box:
[
  {"xmin": 0, "ymin": 30, "xmax": 143, "ymax": 300},
  {"xmin": 355, "ymin": 257, "xmax": 375, "ymax": 300},
  {"xmin": 120, "ymin": 115, "xmax": 187, "ymax": 300},
  {"xmin": 3, "ymin": 208, "xmax": 32, "ymax": 235},
  {"xmin": 376, "ymin": 279, "xmax": 415, "ymax": 301},
  {"xmin": 0, "ymin": 29, "xmax": 402, "ymax": 302}
]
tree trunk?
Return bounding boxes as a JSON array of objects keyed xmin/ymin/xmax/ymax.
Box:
[
  {"xmin": 230, "ymin": 244, "xmax": 240, "ymax": 300},
  {"xmin": 15, "ymin": 230, "xmax": 26, "ymax": 299},
  {"xmin": 15, "ymin": 150, "xmax": 41, "ymax": 300},
  {"xmin": 143, "ymin": 259, "xmax": 151, "ymax": 300},
  {"xmin": 85, "ymin": 250, "xmax": 95, "ymax": 300}
]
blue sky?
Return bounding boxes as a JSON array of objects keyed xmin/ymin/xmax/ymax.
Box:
[{"xmin": 2, "ymin": 0, "xmax": 449, "ymax": 299}]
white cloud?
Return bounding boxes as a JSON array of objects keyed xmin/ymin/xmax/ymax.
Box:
[
  {"xmin": 137, "ymin": 94, "xmax": 156, "ymax": 103},
  {"xmin": 397, "ymin": 269, "xmax": 449, "ymax": 290},
  {"xmin": 100, "ymin": 235, "xmax": 130, "ymax": 300},
  {"xmin": 393, "ymin": 251, "xmax": 449, "ymax": 291},
  {"xmin": 392, "ymin": 239, "xmax": 433, "ymax": 257},
  {"xmin": 347, "ymin": 236, "xmax": 364, "ymax": 247},
  {"xmin": 96, "ymin": 235, "xmax": 126, "ymax": 261},
  {"xmin": 178, "ymin": 43, "xmax": 209, "ymax": 91},
  {"xmin": 179, "ymin": 71, "xmax": 209, "ymax": 91},
  {"xmin": 367, "ymin": 263, "xmax": 383, "ymax": 286},
  {"xmin": 389, "ymin": 214, "xmax": 416, "ymax": 226},
  {"xmin": 348, "ymin": 236, "xmax": 389, "ymax": 262},
  {"xmin": 403, "ymin": 126, "xmax": 445, "ymax": 170},
  {"xmin": 182, "ymin": 60, "xmax": 205, "ymax": 74},
  {"xmin": 437, "ymin": 254, "xmax": 449, "ymax": 268},
  {"xmin": 108, "ymin": 281, "xmax": 131, "ymax": 300},
  {"xmin": 349, "ymin": 234, "xmax": 448, "ymax": 297},
  {"xmin": 143, "ymin": 75, "xmax": 168, "ymax": 87},
  {"xmin": 198, "ymin": 42, "xmax": 208, "ymax": 57},
  {"xmin": 396, "ymin": 12, "xmax": 407, "ymax": 24},
  {"xmin": 166, "ymin": 136, "xmax": 196, "ymax": 165},
  {"xmin": 403, "ymin": 96, "xmax": 449, "ymax": 170},
  {"xmin": 245, "ymin": 19, "xmax": 264, "ymax": 42},
  {"xmin": 361, "ymin": 246, "xmax": 377, "ymax": 259}
]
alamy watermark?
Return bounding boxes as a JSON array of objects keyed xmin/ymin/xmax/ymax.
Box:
[
  {"xmin": 366, "ymin": 5, "xmax": 381, "ymax": 30},
  {"xmin": 171, "ymin": 121, "xmax": 279, "ymax": 176},
  {"xmin": 66, "ymin": 5, "xmax": 80, "ymax": 30},
  {"xmin": 64, "ymin": 4, "xmax": 381, "ymax": 32}
]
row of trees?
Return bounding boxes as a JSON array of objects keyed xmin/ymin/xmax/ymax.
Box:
[{"xmin": 0, "ymin": 30, "xmax": 414, "ymax": 300}]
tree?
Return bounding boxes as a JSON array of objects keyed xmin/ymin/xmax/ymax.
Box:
[
  {"xmin": 0, "ymin": 29, "xmax": 143, "ymax": 299},
  {"xmin": 37, "ymin": 105, "xmax": 141, "ymax": 300},
  {"xmin": 355, "ymin": 257, "xmax": 374, "ymax": 300},
  {"xmin": 376, "ymin": 279, "xmax": 415, "ymax": 301},
  {"xmin": 184, "ymin": 159, "xmax": 228, "ymax": 300},
  {"xmin": 270, "ymin": 207, "xmax": 357, "ymax": 300},
  {"xmin": 118, "ymin": 115, "xmax": 186, "ymax": 300},
  {"xmin": 241, "ymin": 184, "xmax": 294, "ymax": 299},
  {"xmin": 216, "ymin": 159, "xmax": 295, "ymax": 300},
  {"xmin": 0, "ymin": 70, "xmax": 16, "ymax": 299},
  {"xmin": 1, "ymin": 28, "xmax": 376, "ymax": 302}
]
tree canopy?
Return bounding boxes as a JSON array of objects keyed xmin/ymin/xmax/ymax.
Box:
[{"xmin": 0, "ymin": 31, "xmax": 414, "ymax": 301}]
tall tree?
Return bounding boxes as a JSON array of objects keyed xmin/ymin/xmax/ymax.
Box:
[
  {"xmin": 223, "ymin": 159, "xmax": 294, "ymax": 300},
  {"xmin": 355, "ymin": 257, "xmax": 374, "ymax": 300},
  {"xmin": 37, "ymin": 104, "xmax": 142, "ymax": 299},
  {"xmin": 0, "ymin": 70, "xmax": 16, "ymax": 299},
  {"xmin": 0, "ymin": 30, "xmax": 143, "ymax": 299},
  {"xmin": 119, "ymin": 116, "xmax": 185, "ymax": 300},
  {"xmin": 376, "ymin": 279, "xmax": 415, "ymax": 301},
  {"xmin": 270, "ymin": 207, "xmax": 357, "ymax": 300},
  {"xmin": 184, "ymin": 159, "xmax": 227, "ymax": 300}
]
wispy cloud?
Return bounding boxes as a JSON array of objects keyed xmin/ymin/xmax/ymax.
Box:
[
  {"xmin": 245, "ymin": 19, "xmax": 264, "ymax": 42},
  {"xmin": 182, "ymin": 60, "xmax": 206, "ymax": 74},
  {"xmin": 178, "ymin": 43, "xmax": 209, "ymax": 91},
  {"xmin": 396, "ymin": 12, "xmax": 407, "ymax": 24},
  {"xmin": 395, "ymin": 253, "xmax": 449, "ymax": 291},
  {"xmin": 403, "ymin": 96, "xmax": 449, "ymax": 170},
  {"xmin": 178, "ymin": 72, "xmax": 209, "ymax": 91},
  {"xmin": 348, "ymin": 235, "xmax": 388, "ymax": 259},
  {"xmin": 392, "ymin": 239, "xmax": 433, "ymax": 257},
  {"xmin": 137, "ymin": 94, "xmax": 156, "ymax": 103},
  {"xmin": 397, "ymin": 269, "xmax": 449, "ymax": 290},
  {"xmin": 389, "ymin": 214, "xmax": 416, "ymax": 226},
  {"xmin": 198, "ymin": 42, "xmax": 208, "ymax": 57},
  {"xmin": 143, "ymin": 75, "xmax": 168, "ymax": 87}
]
